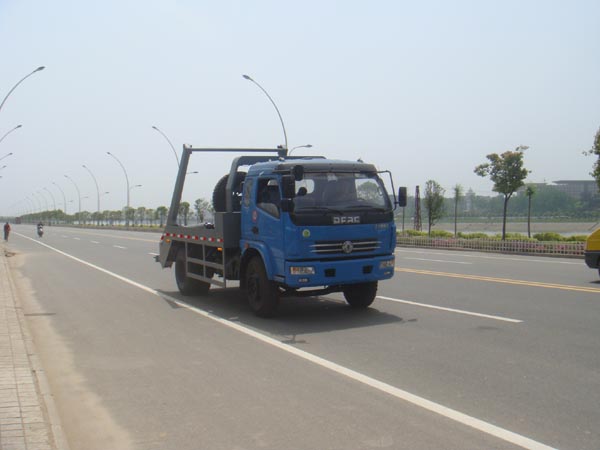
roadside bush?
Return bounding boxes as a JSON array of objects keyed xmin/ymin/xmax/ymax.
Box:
[
  {"xmin": 457, "ymin": 232, "xmax": 490, "ymax": 239},
  {"xmin": 501, "ymin": 233, "xmax": 536, "ymax": 241},
  {"xmin": 403, "ymin": 229, "xmax": 428, "ymax": 237},
  {"xmin": 565, "ymin": 235, "xmax": 587, "ymax": 242},
  {"xmin": 533, "ymin": 232, "xmax": 564, "ymax": 242},
  {"xmin": 430, "ymin": 230, "xmax": 454, "ymax": 238}
]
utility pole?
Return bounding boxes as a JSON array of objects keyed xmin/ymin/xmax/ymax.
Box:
[{"xmin": 414, "ymin": 185, "xmax": 422, "ymax": 231}]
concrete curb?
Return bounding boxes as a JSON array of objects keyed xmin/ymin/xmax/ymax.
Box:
[{"xmin": 1, "ymin": 243, "xmax": 70, "ymax": 450}]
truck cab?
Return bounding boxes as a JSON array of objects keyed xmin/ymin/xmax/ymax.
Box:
[{"xmin": 240, "ymin": 159, "xmax": 397, "ymax": 291}]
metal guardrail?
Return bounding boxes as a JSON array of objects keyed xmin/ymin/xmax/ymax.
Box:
[{"xmin": 397, "ymin": 236, "xmax": 585, "ymax": 258}]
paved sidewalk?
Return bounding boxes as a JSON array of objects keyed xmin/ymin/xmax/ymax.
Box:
[{"xmin": 0, "ymin": 243, "xmax": 64, "ymax": 450}]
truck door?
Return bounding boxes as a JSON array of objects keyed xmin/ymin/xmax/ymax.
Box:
[{"xmin": 254, "ymin": 177, "xmax": 285, "ymax": 279}]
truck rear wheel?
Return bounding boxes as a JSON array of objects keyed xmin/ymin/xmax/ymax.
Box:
[
  {"xmin": 212, "ymin": 172, "xmax": 246, "ymax": 212},
  {"xmin": 343, "ymin": 282, "xmax": 377, "ymax": 308},
  {"xmin": 175, "ymin": 249, "xmax": 210, "ymax": 296},
  {"xmin": 245, "ymin": 257, "xmax": 280, "ymax": 317}
]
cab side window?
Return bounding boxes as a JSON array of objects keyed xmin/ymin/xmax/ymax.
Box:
[
  {"xmin": 256, "ymin": 178, "xmax": 281, "ymax": 218},
  {"xmin": 243, "ymin": 178, "xmax": 254, "ymax": 208}
]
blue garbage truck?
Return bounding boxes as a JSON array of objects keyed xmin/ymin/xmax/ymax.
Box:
[{"xmin": 157, "ymin": 146, "xmax": 406, "ymax": 316}]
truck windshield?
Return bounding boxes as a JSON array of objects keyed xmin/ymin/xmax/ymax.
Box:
[{"xmin": 293, "ymin": 172, "xmax": 391, "ymax": 211}]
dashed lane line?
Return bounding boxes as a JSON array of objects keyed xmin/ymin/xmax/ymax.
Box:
[
  {"xmin": 15, "ymin": 232, "xmax": 555, "ymax": 450},
  {"xmin": 113, "ymin": 245, "xmax": 127, "ymax": 249},
  {"xmin": 377, "ymin": 296, "xmax": 522, "ymax": 323}
]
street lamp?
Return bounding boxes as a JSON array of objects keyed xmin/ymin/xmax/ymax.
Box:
[
  {"xmin": 0, "ymin": 125, "xmax": 22, "ymax": 145},
  {"xmin": 64, "ymin": 174, "xmax": 81, "ymax": 225},
  {"xmin": 52, "ymin": 181, "xmax": 67, "ymax": 215},
  {"xmin": 289, "ymin": 144, "xmax": 312, "ymax": 155},
  {"xmin": 30, "ymin": 193, "xmax": 42, "ymax": 214},
  {"xmin": 82, "ymin": 164, "xmax": 101, "ymax": 225},
  {"xmin": 0, "ymin": 152, "xmax": 12, "ymax": 162},
  {"xmin": 37, "ymin": 190, "xmax": 49, "ymax": 223},
  {"xmin": 106, "ymin": 151, "xmax": 131, "ymax": 227},
  {"xmin": 0, "ymin": 66, "xmax": 45, "ymax": 114},
  {"xmin": 242, "ymin": 74, "xmax": 288, "ymax": 150},
  {"xmin": 151, "ymin": 125, "xmax": 180, "ymax": 167},
  {"xmin": 43, "ymin": 187, "xmax": 56, "ymax": 224}
]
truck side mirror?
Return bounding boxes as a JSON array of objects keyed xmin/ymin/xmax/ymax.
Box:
[
  {"xmin": 281, "ymin": 175, "xmax": 296, "ymax": 198},
  {"xmin": 397, "ymin": 186, "xmax": 407, "ymax": 207}
]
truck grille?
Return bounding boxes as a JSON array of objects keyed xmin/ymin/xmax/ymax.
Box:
[{"xmin": 311, "ymin": 239, "xmax": 381, "ymax": 255}]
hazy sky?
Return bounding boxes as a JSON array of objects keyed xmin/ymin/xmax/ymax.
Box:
[{"xmin": 1, "ymin": 0, "xmax": 599, "ymax": 215}]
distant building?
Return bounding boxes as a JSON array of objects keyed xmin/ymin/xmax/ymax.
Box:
[
  {"xmin": 518, "ymin": 180, "xmax": 598, "ymax": 200},
  {"xmin": 552, "ymin": 180, "xmax": 598, "ymax": 200}
]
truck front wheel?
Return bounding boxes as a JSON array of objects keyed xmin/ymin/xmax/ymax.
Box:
[
  {"xmin": 245, "ymin": 257, "xmax": 280, "ymax": 317},
  {"xmin": 343, "ymin": 282, "xmax": 378, "ymax": 308},
  {"xmin": 175, "ymin": 250, "xmax": 210, "ymax": 296}
]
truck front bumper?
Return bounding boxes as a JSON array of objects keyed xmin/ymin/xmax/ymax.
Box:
[{"xmin": 283, "ymin": 255, "xmax": 395, "ymax": 288}]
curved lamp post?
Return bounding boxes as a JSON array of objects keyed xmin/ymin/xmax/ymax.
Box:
[
  {"xmin": 43, "ymin": 187, "xmax": 56, "ymax": 224},
  {"xmin": 0, "ymin": 125, "xmax": 22, "ymax": 145},
  {"xmin": 64, "ymin": 174, "xmax": 81, "ymax": 225},
  {"xmin": 151, "ymin": 125, "xmax": 180, "ymax": 167},
  {"xmin": 0, "ymin": 66, "xmax": 45, "ymax": 114},
  {"xmin": 52, "ymin": 181, "xmax": 67, "ymax": 215},
  {"xmin": 106, "ymin": 151, "xmax": 131, "ymax": 227},
  {"xmin": 0, "ymin": 152, "xmax": 12, "ymax": 162},
  {"xmin": 82, "ymin": 164, "xmax": 101, "ymax": 225},
  {"xmin": 37, "ymin": 190, "xmax": 49, "ymax": 223},
  {"xmin": 242, "ymin": 74, "xmax": 288, "ymax": 151}
]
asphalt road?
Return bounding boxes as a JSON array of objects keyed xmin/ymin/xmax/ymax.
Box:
[{"xmin": 5, "ymin": 224, "xmax": 600, "ymax": 450}]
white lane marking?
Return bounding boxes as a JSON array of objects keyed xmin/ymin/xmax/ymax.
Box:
[
  {"xmin": 148, "ymin": 252, "xmax": 159, "ymax": 256},
  {"xmin": 16, "ymin": 232, "xmax": 554, "ymax": 450},
  {"xmin": 396, "ymin": 249, "xmax": 580, "ymax": 265},
  {"xmin": 113, "ymin": 245, "xmax": 127, "ymax": 249},
  {"xmin": 377, "ymin": 296, "xmax": 522, "ymax": 323},
  {"xmin": 73, "ymin": 237, "xmax": 81, "ymax": 241},
  {"xmin": 91, "ymin": 241, "xmax": 100, "ymax": 244},
  {"xmin": 404, "ymin": 257, "xmax": 472, "ymax": 265}
]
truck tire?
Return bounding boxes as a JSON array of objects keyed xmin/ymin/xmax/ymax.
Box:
[
  {"xmin": 343, "ymin": 281, "xmax": 378, "ymax": 308},
  {"xmin": 175, "ymin": 249, "xmax": 210, "ymax": 296},
  {"xmin": 212, "ymin": 172, "xmax": 246, "ymax": 212},
  {"xmin": 245, "ymin": 256, "xmax": 280, "ymax": 317}
]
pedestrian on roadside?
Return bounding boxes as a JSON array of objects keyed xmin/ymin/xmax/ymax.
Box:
[{"xmin": 3, "ymin": 222, "xmax": 10, "ymax": 241}]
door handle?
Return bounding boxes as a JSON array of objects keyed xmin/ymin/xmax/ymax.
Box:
[{"xmin": 252, "ymin": 226, "xmax": 259, "ymax": 235}]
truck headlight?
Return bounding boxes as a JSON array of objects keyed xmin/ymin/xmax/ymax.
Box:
[
  {"xmin": 379, "ymin": 259, "xmax": 395, "ymax": 269},
  {"xmin": 290, "ymin": 266, "xmax": 315, "ymax": 275}
]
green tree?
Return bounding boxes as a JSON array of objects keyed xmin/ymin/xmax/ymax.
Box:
[
  {"xmin": 124, "ymin": 207, "xmax": 135, "ymax": 227},
  {"xmin": 156, "ymin": 206, "xmax": 168, "ymax": 228},
  {"xmin": 525, "ymin": 185, "xmax": 536, "ymax": 238},
  {"xmin": 474, "ymin": 145, "xmax": 530, "ymax": 240},
  {"xmin": 194, "ymin": 198, "xmax": 213, "ymax": 223},
  {"xmin": 179, "ymin": 201, "xmax": 190, "ymax": 226},
  {"xmin": 452, "ymin": 184, "xmax": 463, "ymax": 237},
  {"xmin": 424, "ymin": 180, "xmax": 445, "ymax": 235},
  {"xmin": 588, "ymin": 127, "xmax": 600, "ymax": 191},
  {"xmin": 145, "ymin": 208, "xmax": 155, "ymax": 226},
  {"xmin": 135, "ymin": 207, "xmax": 146, "ymax": 226}
]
